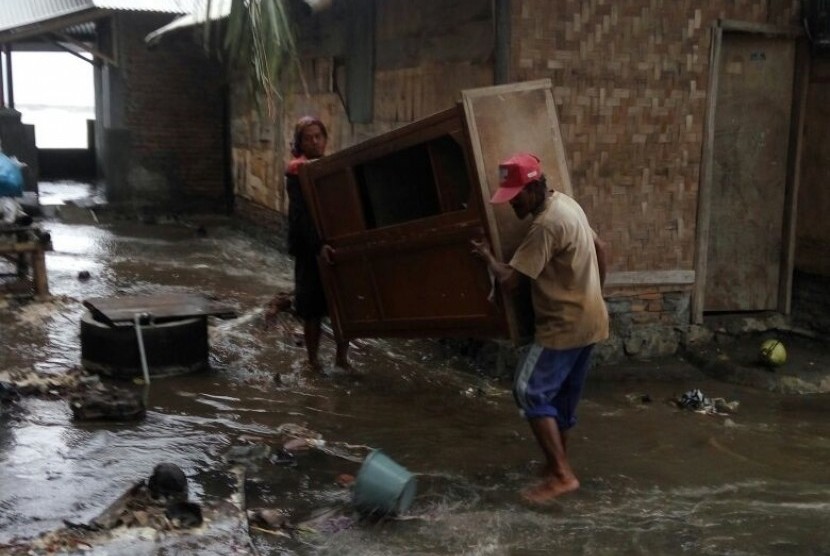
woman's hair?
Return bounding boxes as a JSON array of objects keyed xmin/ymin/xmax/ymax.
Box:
[{"xmin": 290, "ymin": 116, "xmax": 328, "ymax": 157}]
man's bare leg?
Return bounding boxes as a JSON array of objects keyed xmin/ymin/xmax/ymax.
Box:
[
  {"xmin": 304, "ymin": 318, "xmax": 323, "ymax": 372},
  {"xmin": 538, "ymin": 429, "xmax": 568, "ymax": 477},
  {"xmin": 522, "ymin": 417, "xmax": 579, "ymax": 503}
]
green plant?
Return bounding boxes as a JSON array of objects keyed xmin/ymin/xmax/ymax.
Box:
[{"xmin": 204, "ymin": 0, "xmax": 300, "ymax": 115}]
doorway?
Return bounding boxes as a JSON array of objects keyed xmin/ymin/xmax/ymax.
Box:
[{"xmin": 694, "ymin": 22, "xmax": 807, "ymax": 320}]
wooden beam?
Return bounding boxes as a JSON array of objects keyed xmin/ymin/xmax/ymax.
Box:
[
  {"xmin": 53, "ymin": 31, "xmax": 115, "ymax": 66},
  {"xmin": 779, "ymin": 39, "xmax": 810, "ymax": 315},
  {"xmin": 692, "ymin": 25, "xmax": 723, "ymax": 324}
]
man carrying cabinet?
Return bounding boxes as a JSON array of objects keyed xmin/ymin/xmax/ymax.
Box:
[{"xmin": 472, "ymin": 152, "xmax": 609, "ymax": 503}]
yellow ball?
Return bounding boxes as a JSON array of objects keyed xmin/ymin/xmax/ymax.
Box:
[{"xmin": 759, "ymin": 339, "xmax": 786, "ymax": 367}]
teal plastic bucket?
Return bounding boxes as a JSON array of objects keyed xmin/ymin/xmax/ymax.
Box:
[{"xmin": 353, "ymin": 449, "xmax": 417, "ymax": 515}]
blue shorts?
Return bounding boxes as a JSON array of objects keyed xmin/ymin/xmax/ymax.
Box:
[{"xmin": 513, "ymin": 343, "xmax": 594, "ymax": 430}]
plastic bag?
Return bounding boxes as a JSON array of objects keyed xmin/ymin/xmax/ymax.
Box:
[{"xmin": 0, "ymin": 153, "xmax": 24, "ymax": 197}]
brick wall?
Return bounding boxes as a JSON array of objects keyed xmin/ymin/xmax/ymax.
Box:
[
  {"xmin": 119, "ymin": 13, "xmax": 226, "ymax": 210},
  {"xmin": 511, "ymin": 0, "xmax": 800, "ymax": 272}
]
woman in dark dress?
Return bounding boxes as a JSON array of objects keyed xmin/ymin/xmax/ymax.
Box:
[{"xmin": 285, "ymin": 116, "xmax": 350, "ymax": 372}]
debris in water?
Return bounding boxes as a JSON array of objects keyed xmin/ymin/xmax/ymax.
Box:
[
  {"xmin": 1, "ymin": 367, "xmax": 86, "ymax": 397},
  {"xmin": 264, "ymin": 291, "xmax": 294, "ymax": 329},
  {"xmin": 147, "ymin": 463, "xmax": 189, "ymax": 503},
  {"xmin": 0, "ymin": 381, "xmax": 20, "ymax": 404},
  {"xmin": 69, "ymin": 386, "xmax": 146, "ymax": 421},
  {"xmin": 625, "ymin": 393, "xmax": 652, "ymax": 405},
  {"xmin": 674, "ymin": 388, "xmax": 739, "ymax": 415}
]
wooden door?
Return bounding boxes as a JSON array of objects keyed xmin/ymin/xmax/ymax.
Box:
[
  {"xmin": 462, "ymin": 79, "xmax": 572, "ymax": 340},
  {"xmin": 300, "ymin": 108, "xmax": 507, "ymax": 340},
  {"xmin": 704, "ymin": 33, "xmax": 795, "ymax": 311}
]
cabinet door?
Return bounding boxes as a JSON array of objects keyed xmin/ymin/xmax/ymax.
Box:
[
  {"xmin": 461, "ymin": 79, "xmax": 571, "ymax": 342},
  {"xmin": 300, "ymin": 108, "xmax": 509, "ymax": 340}
]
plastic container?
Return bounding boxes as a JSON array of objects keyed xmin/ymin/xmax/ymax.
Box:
[{"xmin": 352, "ymin": 449, "xmax": 417, "ymax": 515}]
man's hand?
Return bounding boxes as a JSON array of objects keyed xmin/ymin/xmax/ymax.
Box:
[
  {"xmin": 321, "ymin": 244, "xmax": 335, "ymax": 265},
  {"xmin": 470, "ymin": 238, "xmax": 493, "ymax": 262},
  {"xmin": 470, "ymin": 237, "xmax": 521, "ymax": 293}
]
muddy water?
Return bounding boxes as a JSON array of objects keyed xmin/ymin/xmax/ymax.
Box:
[{"xmin": 2, "ymin": 198, "xmax": 830, "ymax": 554}]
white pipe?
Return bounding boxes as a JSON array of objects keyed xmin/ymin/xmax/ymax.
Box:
[{"xmin": 134, "ymin": 313, "xmax": 151, "ymax": 387}]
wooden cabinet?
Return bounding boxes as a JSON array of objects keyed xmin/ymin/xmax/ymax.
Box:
[{"xmin": 300, "ymin": 80, "xmax": 571, "ymax": 343}]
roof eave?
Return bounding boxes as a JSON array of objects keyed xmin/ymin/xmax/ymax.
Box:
[{"xmin": 0, "ymin": 7, "xmax": 109, "ymax": 45}]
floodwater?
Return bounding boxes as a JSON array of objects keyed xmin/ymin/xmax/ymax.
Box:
[{"xmin": 2, "ymin": 183, "xmax": 830, "ymax": 555}]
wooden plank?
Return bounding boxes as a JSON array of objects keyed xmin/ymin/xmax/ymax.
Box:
[
  {"xmin": 461, "ymin": 78, "xmax": 570, "ymax": 343},
  {"xmin": 779, "ymin": 39, "xmax": 810, "ymax": 315},
  {"xmin": 703, "ymin": 32, "xmax": 795, "ymax": 311},
  {"xmin": 31, "ymin": 248, "xmax": 48, "ymax": 298},
  {"xmin": 0, "ymin": 241, "xmax": 42, "ymax": 254},
  {"xmin": 83, "ymin": 294, "xmax": 237, "ymax": 324},
  {"xmin": 693, "ymin": 25, "xmax": 722, "ymax": 324}
]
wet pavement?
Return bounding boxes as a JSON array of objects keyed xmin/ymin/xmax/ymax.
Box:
[{"xmin": 1, "ymin": 182, "xmax": 830, "ymax": 554}]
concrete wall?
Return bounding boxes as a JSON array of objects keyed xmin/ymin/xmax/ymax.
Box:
[{"xmin": 104, "ymin": 12, "xmax": 226, "ymax": 212}]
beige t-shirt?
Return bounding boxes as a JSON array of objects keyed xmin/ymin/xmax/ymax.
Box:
[{"xmin": 509, "ymin": 192, "xmax": 609, "ymax": 350}]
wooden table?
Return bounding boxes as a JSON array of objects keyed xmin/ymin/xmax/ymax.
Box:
[{"xmin": 0, "ymin": 225, "xmax": 52, "ymax": 298}]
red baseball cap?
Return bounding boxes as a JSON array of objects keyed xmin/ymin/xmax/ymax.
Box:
[{"xmin": 490, "ymin": 153, "xmax": 542, "ymax": 204}]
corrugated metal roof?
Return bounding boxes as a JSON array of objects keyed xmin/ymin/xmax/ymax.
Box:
[
  {"xmin": 0, "ymin": 0, "xmax": 201, "ymax": 37},
  {"xmin": 90, "ymin": 0, "xmax": 197, "ymax": 12},
  {"xmin": 145, "ymin": 0, "xmax": 232, "ymax": 45}
]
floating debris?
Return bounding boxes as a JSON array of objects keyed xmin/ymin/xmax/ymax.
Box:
[
  {"xmin": 69, "ymin": 386, "xmax": 146, "ymax": 421},
  {"xmin": 675, "ymin": 388, "xmax": 739, "ymax": 415},
  {"xmin": 0, "ymin": 367, "xmax": 87, "ymax": 397},
  {"xmin": 3, "ymin": 467, "xmax": 253, "ymax": 555},
  {"xmin": 625, "ymin": 393, "xmax": 652, "ymax": 405}
]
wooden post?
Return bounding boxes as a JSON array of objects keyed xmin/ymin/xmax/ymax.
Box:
[
  {"xmin": 692, "ymin": 25, "xmax": 723, "ymax": 324},
  {"xmin": 31, "ymin": 248, "xmax": 49, "ymax": 298}
]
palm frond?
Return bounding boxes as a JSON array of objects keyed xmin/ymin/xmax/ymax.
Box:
[{"xmin": 203, "ymin": 0, "xmax": 300, "ymax": 116}]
